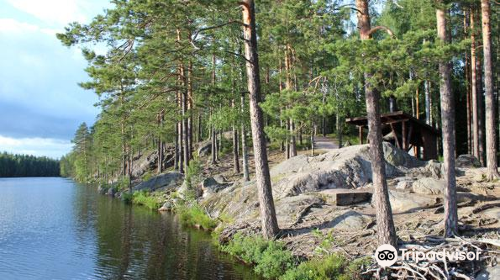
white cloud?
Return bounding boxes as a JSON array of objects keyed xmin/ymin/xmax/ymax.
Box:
[
  {"xmin": 0, "ymin": 135, "xmax": 73, "ymax": 159},
  {"xmin": 5, "ymin": 0, "xmax": 91, "ymax": 26},
  {"xmin": 0, "ymin": 18, "xmax": 57, "ymax": 36}
]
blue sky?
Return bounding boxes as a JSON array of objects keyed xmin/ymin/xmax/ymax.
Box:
[{"xmin": 0, "ymin": 0, "xmax": 111, "ymax": 159}]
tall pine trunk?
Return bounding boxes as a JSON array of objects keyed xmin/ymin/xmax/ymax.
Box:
[
  {"xmin": 187, "ymin": 60, "xmax": 194, "ymax": 162},
  {"xmin": 356, "ymin": 0, "xmax": 397, "ymax": 247},
  {"xmin": 477, "ymin": 55, "xmax": 485, "ymax": 165},
  {"xmin": 481, "ymin": 0, "xmax": 500, "ymax": 179},
  {"xmin": 241, "ymin": 92, "xmax": 250, "ymax": 182},
  {"xmin": 436, "ymin": 3, "xmax": 458, "ymax": 237},
  {"xmin": 471, "ymin": 9, "xmax": 481, "ymax": 161},
  {"xmin": 211, "ymin": 54, "xmax": 217, "ymax": 165},
  {"xmin": 241, "ymin": 0, "xmax": 279, "ymax": 238}
]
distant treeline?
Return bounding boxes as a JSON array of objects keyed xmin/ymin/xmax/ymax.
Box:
[{"xmin": 0, "ymin": 152, "xmax": 60, "ymax": 177}]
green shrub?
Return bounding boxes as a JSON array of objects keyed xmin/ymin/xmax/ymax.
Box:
[
  {"xmin": 281, "ymin": 254, "xmax": 346, "ymax": 280},
  {"xmin": 254, "ymin": 241, "xmax": 295, "ymax": 278},
  {"xmin": 221, "ymin": 233, "xmax": 296, "ymax": 279},
  {"xmin": 184, "ymin": 159, "xmax": 202, "ymax": 200},
  {"xmin": 121, "ymin": 192, "xmax": 133, "ymax": 204},
  {"xmin": 338, "ymin": 257, "xmax": 372, "ymax": 280},
  {"xmin": 141, "ymin": 171, "xmax": 153, "ymax": 182},
  {"xmin": 132, "ymin": 190, "xmax": 161, "ymax": 210},
  {"xmin": 116, "ymin": 175, "xmax": 131, "ymax": 191},
  {"xmin": 178, "ymin": 204, "xmax": 217, "ymax": 230}
]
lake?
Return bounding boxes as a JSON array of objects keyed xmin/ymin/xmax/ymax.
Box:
[{"xmin": 0, "ymin": 177, "xmax": 257, "ymax": 279}]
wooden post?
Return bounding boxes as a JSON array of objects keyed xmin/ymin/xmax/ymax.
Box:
[{"xmin": 390, "ymin": 123, "xmax": 400, "ymax": 149}]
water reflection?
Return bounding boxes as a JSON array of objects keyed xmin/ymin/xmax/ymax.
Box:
[{"xmin": 0, "ymin": 178, "xmax": 257, "ymax": 280}]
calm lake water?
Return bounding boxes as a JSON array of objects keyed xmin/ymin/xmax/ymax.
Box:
[{"xmin": 0, "ymin": 177, "xmax": 257, "ymax": 280}]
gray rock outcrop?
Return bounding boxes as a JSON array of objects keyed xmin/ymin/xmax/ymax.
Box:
[
  {"xmin": 133, "ymin": 172, "xmax": 183, "ymax": 192},
  {"xmin": 197, "ymin": 141, "xmax": 212, "ymax": 157},
  {"xmin": 456, "ymin": 154, "xmax": 481, "ymax": 168},
  {"xmin": 271, "ymin": 143, "xmax": 420, "ymax": 199},
  {"xmin": 412, "ymin": 177, "xmax": 446, "ymax": 195}
]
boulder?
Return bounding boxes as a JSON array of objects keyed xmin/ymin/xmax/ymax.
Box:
[
  {"xmin": 456, "ymin": 154, "xmax": 481, "ymax": 168},
  {"xmin": 483, "ymin": 208, "xmax": 500, "ymax": 220},
  {"xmin": 133, "ymin": 172, "xmax": 183, "ymax": 192},
  {"xmin": 412, "ymin": 178, "xmax": 446, "ymax": 195},
  {"xmin": 197, "ymin": 141, "xmax": 212, "ymax": 157},
  {"xmin": 200, "ymin": 177, "xmax": 231, "ymax": 198},
  {"xmin": 131, "ymin": 151, "xmax": 158, "ymax": 178},
  {"xmin": 271, "ymin": 154, "xmax": 309, "ymax": 177},
  {"xmin": 98, "ymin": 185, "xmax": 108, "ymax": 195},
  {"xmin": 395, "ymin": 178, "xmax": 414, "ymax": 190},
  {"xmin": 202, "ymin": 182, "xmax": 260, "ymax": 221},
  {"xmin": 325, "ymin": 211, "xmax": 371, "ymax": 231},
  {"xmin": 159, "ymin": 201, "xmax": 173, "ymax": 211},
  {"xmin": 107, "ymin": 187, "xmax": 116, "ymax": 197},
  {"xmin": 388, "ymin": 190, "xmax": 440, "ymax": 212},
  {"xmin": 271, "ymin": 143, "xmax": 418, "ymax": 199},
  {"xmin": 274, "ymin": 195, "xmax": 324, "ymax": 226}
]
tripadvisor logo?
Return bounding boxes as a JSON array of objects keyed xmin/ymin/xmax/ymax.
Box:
[
  {"xmin": 374, "ymin": 244, "xmax": 482, "ymax": 268},
  {"xmin": 374, "ymin": 244, "xmax": 398, "ymax": 267}
]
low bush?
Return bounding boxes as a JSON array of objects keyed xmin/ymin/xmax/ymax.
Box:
[
  {"xmin": 221, "ymin": 233, "xmax": 296, "ymax": 279},
  {"xmin": 121, "ymin": 192, "xmax": 133, "ymax": 204},
  {"xmin": 281, "ymin": 254, "xmax": 346, "ymax": 280},
  {"xmin": 281, "ymin": 254, "xmax": 371, "ymax": 280},
  {"xmin": 141, "ymin": 171, "xmax": 153, "ymax": 182},
  {"xmin": 132, "ymin": 190, "xmax": 161, "ymax": 210},
  {"xmin": 178, "ymin": 204, "xmax": 217, "ymax": 230}
]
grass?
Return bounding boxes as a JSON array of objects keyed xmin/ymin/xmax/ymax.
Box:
[
  {"xmin": 220, "ymin": 232, "xmax": 372, "ymax": 279},
  {"xmin": 178, "ymin": 203, "xmax": 218, "ymax": 230},
  {"xmin": 129, "ymin": 190, "xmax": 162, "ymax": 210},
  {"xmin": 281, "ymin": 255, "xmax": 371, "ymax": 280},
  {"xmin": 220, "ymin": 233, "xmax": 295, "ymax": 279}
]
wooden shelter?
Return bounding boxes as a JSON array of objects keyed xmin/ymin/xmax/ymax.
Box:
[{"xmin": 346, "ymin": 111, "xmax": 439, "ymax": 160}]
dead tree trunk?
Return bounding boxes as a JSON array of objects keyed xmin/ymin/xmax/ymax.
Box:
[
  {"xmin": 356, "ymin": 0, "xmax": 397, "ymax": 247},
  {"xmin": 436, "ymin": 3, "xmax": 458, "ymax": 237},
  {"xmin": 241, "ymin": 0, "xmax": 279, "ymax": 238},
  {"xmin": 481, "ymin": 0, "xmax": 500, "ymax": 179}
]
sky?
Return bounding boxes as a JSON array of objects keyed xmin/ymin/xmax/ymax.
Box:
[{"xmin": 0, "ymin": 0, "xmax": 111, "ymax": 159}]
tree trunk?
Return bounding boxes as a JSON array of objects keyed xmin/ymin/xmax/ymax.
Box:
[
  {"xmin": 158, "ymin": 138, "xmax": 163, "ymax": 174},
  {"xmin": 471, "ymin": 9, "xmax": 481, "ymax": 160},
  {"xmin": 463, "ymin": 9, "xmax": 473, "ymax": 153},
  {"xmin": 285, "ymin": 45, "xmax": 297, "ymax": 157},
  {"xmin": 477, "ymin": 55, "xmax": 485, "ymax": 165},
  {"xmin": 241, "ymin": 0, "xmax": 279, "ymax": 238},
  {"xmin": 187, "ymin": 60, "xmax": 194, "ymax": 162},
  {"xmin": 356, "ymin": 0, "xmax": 397, "ymax": 247},
  {"xmin": 290, "ymin": 119, "xmax": 297, "ymax": 157},
  {"xmin": 311, "ymin": 124, "xmax": 315, "ymax": 156},
  {"xmin": 232, "ymin": 95, "xmax": 240, "ymax": 173},
  {"xmin": 181, "ymin": 65, "xmax": 189, "ymax": 172},
  {"xmin": 241, "ymin": 93, "xmax": 250, "ymax": 182},
  {"xmin": 436, "ymin": 4, "xmax": 458, "ymax": 237},
  {"xmin": 211, "ymin": 54, "xmax": 217, "ymax": 164},
  {"xmin": 336, "ymin": 113, "xmax": 343, "ymax": 148},
  {"xmin": 174, "ymin": 122, "xmax": 179, "ymax": 170},
  {"xmin": 425, "ymin": 80, "xmax": 432, "ymax": 125},
  {"xmin": 481, "ymin": 0, "xmax": 500, "ymax": 179}
]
